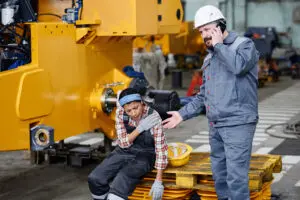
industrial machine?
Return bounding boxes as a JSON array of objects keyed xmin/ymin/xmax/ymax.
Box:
[
  {"xmin": 0, "ymin": 0, "xmax": 183, "ymax": 165},
  {"xmin": 133, "ymin": 21, "xmax": 207, "ymax": 69},
  {"xmin": 245, "ymin": 27, "xmax": 280, "ymax": 84}
]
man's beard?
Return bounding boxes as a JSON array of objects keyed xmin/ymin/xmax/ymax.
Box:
[
  {"xmin": 204, "ymin": 37, "xmax": 213, "ymax": 50},
  {"xmin": 204, "ymin": 37, "xmax": 212, "ymax": 43}
]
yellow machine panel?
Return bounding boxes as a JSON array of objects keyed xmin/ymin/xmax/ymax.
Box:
[
  {"xmin": 38, "ymin": 0, "xmax": 72, "ymax": 22},
  {"xmin": 133, "ymin": 21, "xmax": 205, "ymax": 56},
  {"xmin": 16, "ymin": 69, "xmax": 54, "ymax": 120},
  {"xmin": 0, "ymin": 0, "xmax": 183, "ymax": 151},
  {"xmin": 80, "ymin": 0, "xmax": 183, "ymax": 36}
]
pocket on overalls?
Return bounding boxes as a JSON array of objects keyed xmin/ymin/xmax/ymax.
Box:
[{"xmin": 123, "ymin": 157, "xmax": 152, "ymax": 178}]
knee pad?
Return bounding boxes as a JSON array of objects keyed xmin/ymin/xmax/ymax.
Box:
[{"xmin": 107, "ymin": 193, "xmax": 125, "ymax": 200}]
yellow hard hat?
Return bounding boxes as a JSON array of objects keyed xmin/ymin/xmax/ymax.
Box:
[{"xmin": 168, "ymin": 142, "xmax": 193, "ymax": 167}]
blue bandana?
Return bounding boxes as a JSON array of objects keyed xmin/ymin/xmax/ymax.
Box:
[{"xmin": 119, "ymin": 94, "xmax": 142, "ymax": 107}]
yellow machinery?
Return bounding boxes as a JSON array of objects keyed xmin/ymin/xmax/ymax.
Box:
[
  {"xmin": 0, "ymin": 0, "xmax": 183, "ymax": 163},
  {"xmin": 133, "ymin": 21, "xmax": 207, "ymax": 68}
]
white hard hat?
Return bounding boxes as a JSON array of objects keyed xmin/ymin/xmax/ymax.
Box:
[{"xmin": 194, "ymin": 5, "xmax": 225, "ymax": 29}]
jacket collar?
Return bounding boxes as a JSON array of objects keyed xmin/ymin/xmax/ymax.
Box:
[
  {"xmin": 206, "ymin": 31, "xmax": 238, "ymax": 54},
  {"xmin": 223, "ymin": 31, "xmax": 238, "ymax": 45}
]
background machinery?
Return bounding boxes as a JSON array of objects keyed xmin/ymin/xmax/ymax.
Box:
[
  {"xmin": 133, "ymin": 21, "xmax": 207, "ymax": 70},
  {"xmin": 0, "ymin": 0, "xmax": 183, "ymax": 165}
]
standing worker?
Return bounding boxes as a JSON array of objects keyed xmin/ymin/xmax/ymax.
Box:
[
  {"xmin": 132, "ymin": 44, "xmax": 167, "ymax": 90},
  {"xmin": 163, "ymin": 5, "xmax": 259, "ymax": 200},
  {"xmin": 132, "ymin": 46, "xmax": 159, "ymax": 89},
  {"xmin": 154, "ymin": 45, "xmax": 168, "ymax": 90}
]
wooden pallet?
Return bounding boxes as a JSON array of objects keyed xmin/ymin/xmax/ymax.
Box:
[
  {"xmin": 130, "ymin": 180, "xmax": 272, "ymax": 200},
  {"xmin": 144, "ymin": 152, "xmax": 282, "ymax": 192},
  {"xmin": 196, "ymin": 181, "xmax": 272, "ymax": 200}
]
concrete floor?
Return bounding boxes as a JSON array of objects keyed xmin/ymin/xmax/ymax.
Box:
[{"xmin": 1, "ymin": 74, "xmax": 300, "ymax": 200}]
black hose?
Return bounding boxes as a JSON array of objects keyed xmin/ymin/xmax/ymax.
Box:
[
  {"xmin": 80, "ymin": 5, "xmax": 83, "ymax": 20},
  {"xmin": 0, "ymin": 24, "xmax": 27, "ymax": 51},
  {"xmin": 14, "ymin": 24, "xmax": 25, "ymax": 30},
  {"xmin": 22, "ymin": 25, "xmax": 27, "ymax": 39},
  {"xmin": 6, "ymin": 27, "xmax": 27, "ymax": 41},
  {"xmin": 0, "ymin": 45, "xmax": 30, "ymax": 55},
  {"xmin": 283, "ymin": 121, "xmax": 300, "ymax": 135},
  {"xmin": 5, "ymin": 27, "xmax": 30, "ymax": 51},
  {"xmin": 38, "ymin": 13, "xmax": 62, "ymax": 20},
  {"xmin": 265, "ymin": 122, "xmax": 300, "ymax": 139},
  {"xmin": 0, "ymin": 24, "xmax": 11, "ymax": 33}
]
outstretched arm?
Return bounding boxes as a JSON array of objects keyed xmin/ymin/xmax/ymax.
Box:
[{"xmin": 163, "ymin": 71, "xmax": 206, "ymax": 129}]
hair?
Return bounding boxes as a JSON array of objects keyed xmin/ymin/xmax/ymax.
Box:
[
  {"xmin": 119, "ymin": 88, "xmax": 142, "ymax": 105},
  {"xmin": 215, "ymin": 19, "xmax": 227, "ymax": 32}
]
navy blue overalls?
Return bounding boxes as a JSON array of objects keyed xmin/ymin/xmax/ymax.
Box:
[{"xmin": 88, "ymin": 108, "xmax": 156, "ymax": 200}]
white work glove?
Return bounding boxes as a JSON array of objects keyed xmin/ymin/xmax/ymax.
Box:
[
  {"xmin": 136, "ymin": 113, "xmax": 160, "ymax": 133},
  {"xmin": 149, "ymin": 180, "xmax": 164, "ymax": 200}
]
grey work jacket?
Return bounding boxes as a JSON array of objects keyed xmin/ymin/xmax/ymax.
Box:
[{"xmin": 179, "ymin": 31, "xmax": 260, "ymax": 127}]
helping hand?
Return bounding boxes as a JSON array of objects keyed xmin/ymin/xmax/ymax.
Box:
[
  {"xmin": 162, "ymin": 111, "xmax": 183, "ymax": 129},
  {"xmin": 149, "ymin": 180, "xmax": 164, "ymax": 200},
  {"xmin": 211, "ymin": 27, "xmax": 224, "ymax": 47},
  {"xmin": 137, "ymin": 113, "xmax": 160, "ymax": 133}
]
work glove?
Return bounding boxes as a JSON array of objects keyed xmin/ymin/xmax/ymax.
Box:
[
  {"xmin": 136, "ymin": 113, "xmax": 160, "ymax": 133},
  {"xmin": 149, "ymin": 180, "xmax": 164, "ymax": 200}
]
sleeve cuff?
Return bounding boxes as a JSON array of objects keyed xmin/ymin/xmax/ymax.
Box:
[
  {"xmin": 178, "ymin": 108, "xmax": 188, "ymax": 121},
  {"xmin": 154, "ymin": 164, "xmax": 167, "ymax": 170},
  {"xmin": 125, "ymin": 137, "xmax": 132, "ymax": 146}
]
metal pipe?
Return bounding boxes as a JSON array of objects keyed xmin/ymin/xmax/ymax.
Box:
[{"xmin": 105, "ymin": 94, "xmax": 117, "ymax": 108}]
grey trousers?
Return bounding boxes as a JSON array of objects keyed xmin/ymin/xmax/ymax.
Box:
[{"xmin": 209, "ymin": 123, "xmax": 256, "ymax": 200}]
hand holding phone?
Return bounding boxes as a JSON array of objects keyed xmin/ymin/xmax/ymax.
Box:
[{"xmin": 211, "ymin": 27, "xmax": 224, "ymax": 46}]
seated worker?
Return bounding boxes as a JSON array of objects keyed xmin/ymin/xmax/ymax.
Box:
[{"xmin": 88, "ymin": 88, "xmax": 168, "ymax": 200}]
